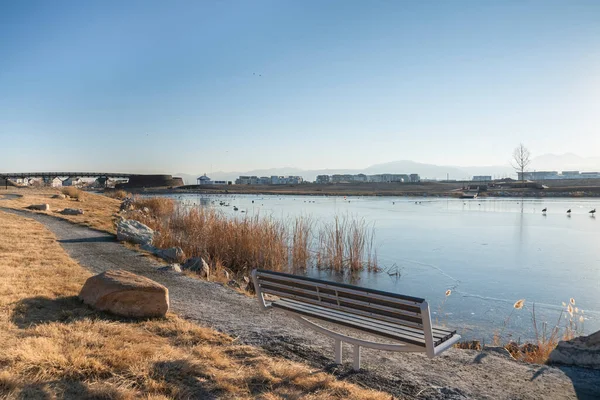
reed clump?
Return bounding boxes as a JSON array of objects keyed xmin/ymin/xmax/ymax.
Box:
[{"xmin": 128, "ymin": 200, "xmax": 377, "ymax": 277}]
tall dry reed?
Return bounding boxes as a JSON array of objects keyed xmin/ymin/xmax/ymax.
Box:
[
  {"xmin": 128, "ymin": 199, "xmax": 377, "ymax": 277},
  {"xmin": 315, "ymin": 215, "xmax": 378, "ymax": 273}
]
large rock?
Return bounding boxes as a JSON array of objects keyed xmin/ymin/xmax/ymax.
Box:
[
  {"xmin": 182, "ymin": 257, "xmax": 210, "ymax": 278},
  {"xmin": 52, "ymin": 194, "xmax": 66, "ymax": 199},
  {"xmin": 549, "ymin": 330, "xmax": 600, "ymax": 369},
  {"xmin": 79, "ymin": 269, "xmax": 169, "ymax": 318},
  {"xmin": 27, "ymin": 204, "xmax": 50, "ymax": 211},
  {"xmin": 155, "ymin": 247, "xmax": 185, "ymax": 262},
  {"xmin": 117, "ymin": 219, "xmax": 154, "ymax": 245},
  {"xmin": 61, "ymin": 208, "xmax": 84, "ymax": 215}
]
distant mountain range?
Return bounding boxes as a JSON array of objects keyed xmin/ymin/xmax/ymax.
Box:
[{"xmin": 174, "ymin": 154, "xmax": 600, "ymax": 184}]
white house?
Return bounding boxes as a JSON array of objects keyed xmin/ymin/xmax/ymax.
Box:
[
  {"xmin": 43, "ymin": 177, "xmax": 62, "ymax": 187},
  {"xmin": 197, "ymin": 174, "xmax": 213, "ymax": 185},
  {"xmin": 63, "ymin": 177, "xmax": 83, "ymax": 187}
]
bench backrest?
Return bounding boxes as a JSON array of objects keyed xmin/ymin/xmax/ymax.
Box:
[{"xmin": 252, "ymin": 269, "xmax": 430, "ymax": 332}]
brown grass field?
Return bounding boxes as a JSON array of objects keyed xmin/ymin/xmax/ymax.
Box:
[
  {"xmin": 0, "ymin": 187, "xmax": 121, "ymax": 233},
  {"xmin": 0, "ymin": 207, "xmax": 390, "ymax": 399}
]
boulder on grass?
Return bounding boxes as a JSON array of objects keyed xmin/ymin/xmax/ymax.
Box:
[
  {"xmin": 182, "ymin": 257, "xmax": 210, "ymax": 278},
  {"xmin": 549, "ymin": 330, "xmax": 600, "ymax": 369},
  {"xmin": 27, "ymin": 204, "xmax": 50, "ymax": 211},
  {"xmin": 52, "ymin": 194, "xmax": 66, "ymax": 199},
  {"xmin": 61, "ymin": 208, "xmax": 84, "ymax": 215},
  {"xmin": 79, "ymin": 269, "xmax": 169, "ymax": 318},
  {"xmin": 117, "ymin": 219, "xmax": 154, "ymax": 245}
]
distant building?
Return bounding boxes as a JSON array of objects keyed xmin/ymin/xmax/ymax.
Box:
[
  {"xmin": 43, "ymin": 177, "xmax": 62, "ymax": 187},
  {"xmin": 472, "ymin": 176, "xmax": 492, "ymax": 182},
  {"xmin": 562, "ymin": 171, "xmax": 580, "ymax": 179},
  {"xmin": 62, "ymin": 177, "xmax": 83, "ymax": 187},
  {"xmin": 409, "ymin": 174, "xmax": 420, "ymax": 183},
  {"xmin": 580, "ymin": 172, "xmax": 600, "ymax": 179},
  {"xmin": 197, "ymin": 174, "xmax": 213, "ymax": 185},
  {"xmin": 518, "ymin": 171, "xmax": 559, "ymax": 181},
  {"xmin": 316, "ymin": 175, "xmax": 330, "ymax": 184},
  {"xmin": 235, "ymin": 175, "xmax": 303, "ymax": 185}
]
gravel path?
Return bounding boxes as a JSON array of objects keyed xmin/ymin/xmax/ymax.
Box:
[{"xmin": 2, "ymin": 208, "xmax": 599, "ymax": 400}]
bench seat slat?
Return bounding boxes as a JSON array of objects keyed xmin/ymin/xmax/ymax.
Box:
[
  {"xmin": 258, "ymin": 275, "xmax": 423, "ymax": 313},
  {"xmin": 278, "ymin": 299, "xmax": 432, "ymax": 343},
  {"xmin": 256, "ymin": 270, "xmax": 424, "ymax": 306},
  {"xmin": 259, "ymin": 281, "xmax": 422, "ymax": 319},
  {"xmin": 261, "ymin": 286, "xmax": 425, "ymax": 330},
  {"xmin": 273, "ymin": 300, "xmax": 430, "ymax": 347},
  {"xmin": 282, "ymin": 298, "xmax": 455, "ymax": 341}
]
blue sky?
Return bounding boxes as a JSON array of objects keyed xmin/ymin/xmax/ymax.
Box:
[{"xmin": 1, "ymin": 0, "xmax": 599, "ymax": 174}]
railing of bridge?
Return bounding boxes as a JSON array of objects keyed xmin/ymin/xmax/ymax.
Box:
[{"xmin": 0, "ymin": 172, "xmax": 137, "ymax": 179}]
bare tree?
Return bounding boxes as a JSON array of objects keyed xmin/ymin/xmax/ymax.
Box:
[{"xmin": 512, "ymin": 143, "xmax": 531, "ymax": 181}]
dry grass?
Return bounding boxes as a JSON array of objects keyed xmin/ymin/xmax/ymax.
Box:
[
  {"xmin": 0, "ymin": 187, "xmax": 120, "ymax": 233},
  {"xmin": 0, "ymin": 210, "xmax": 391, "ymax": 399},
  {"xmin": 127, "ymin": 200, "xmax": 378, "ymax": 278},
  {"xmin": 104, "ymin": 189, "xmax": 130, "ymax": 200},
  {"xmin": 451, "ymin": 297, "xmax": 586, "ymax": 364},
  {"xmin": 61, "ymin": 186, "xmax": 86, "ymax": 200},
  {"xmin": 133, "ymin": 196, "xmax": 176, "ymax": 219}
]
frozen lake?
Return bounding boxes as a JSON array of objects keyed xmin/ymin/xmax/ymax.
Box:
[{"xmin": 164, "ymin": 193, "xmax": 599, "ymax": 341}]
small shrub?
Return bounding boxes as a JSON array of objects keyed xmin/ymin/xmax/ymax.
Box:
[
  {"xmin": 105, "ymin": 189, "xmax": 129, "ymax": 200},
  {"xmin": 133, "ymin": 196, "xmax": 175, "ymax": 218},
  {"xmin": 61, "ymin": 187, "xmax": 85, "ymax": 200}
]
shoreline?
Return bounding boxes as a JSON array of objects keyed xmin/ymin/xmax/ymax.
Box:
[{"xmin": 121, "ymin": 186, "xmax": 600, "ymax": 198}]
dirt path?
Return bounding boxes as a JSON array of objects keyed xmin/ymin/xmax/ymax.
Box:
[{"xmin": 2, "ymin": 208, "xmax": 599, "ymax": 400}]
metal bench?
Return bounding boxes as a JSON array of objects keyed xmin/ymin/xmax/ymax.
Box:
[{"xmin": 252, "ymin": 268, "xmax": 461, "ymax": 370}]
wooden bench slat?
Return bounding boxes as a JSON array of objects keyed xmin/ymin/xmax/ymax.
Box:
[
  {"xmin": 259, "ymin": 280, "xmax": 422, "ymax": 319},
  {"xmin": 256, "ymin": 270, "xmax": 424, "ymax": 306},
  {"xmin": 273, "ymin": 300, "xmax": 429, "ymax": 347},
  {"xmin": 282, "ymin": 298, "xmax": 454, "ymax": 341},
  {"xmin": 261, "ymin": 286, "xmax": 425, "ymax": 330}
]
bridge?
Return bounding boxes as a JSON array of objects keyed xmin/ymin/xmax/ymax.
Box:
[
  {"xmin": 0, "ymin": 172, "xmax": 183, "ymax": 189},
  {"xmin": 0, "ymin": 172, "xmax": 137, "ymax": 189}
]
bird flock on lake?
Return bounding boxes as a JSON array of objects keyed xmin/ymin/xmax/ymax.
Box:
[{"xmin": 541, "ymin": 207, "xmax": 595, "ymax": 216}]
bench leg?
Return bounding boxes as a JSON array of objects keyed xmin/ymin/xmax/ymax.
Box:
[
  {"xmin": 353, "ymin": 345, "xmax": 361, "ymax": 371},
  {"xmin": 334, "ymin": 339, "xmax": 342, "ymax": 364}
]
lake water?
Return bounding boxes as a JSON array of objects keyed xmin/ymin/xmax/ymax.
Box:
[{"xmin": 166, "ymin": 193, "xmax": 599, "ymax": 341}]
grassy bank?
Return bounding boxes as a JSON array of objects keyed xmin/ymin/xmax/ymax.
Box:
[
  {"xmin": 0, "ymin": 209, "xmax": 391, "ymax": 399},
  {"xmin": 0, "ymin": 187, "xmax": 120, "ymax": 233}
]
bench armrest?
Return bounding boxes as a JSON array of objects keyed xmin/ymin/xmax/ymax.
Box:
[{"xmin": 251, "ymin": 269, "xmax": 270, "ymax": 310}]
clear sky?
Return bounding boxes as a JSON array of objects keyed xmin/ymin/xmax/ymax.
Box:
[{"xmin": 1, "ymin": 0, "xmax": 599, "ymax": 174}]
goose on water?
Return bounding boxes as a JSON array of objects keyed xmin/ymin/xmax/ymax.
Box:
[
  {"xmin": 567, "ymin": 209, "xmax": 572, "ymax": 214},
  {"xmin": 542, "ymin": 208, "xmax": 547, "ymax": 213},
  {"xmin": 590, "ymin": 209, "xmax": 596, "ymax": 215}
]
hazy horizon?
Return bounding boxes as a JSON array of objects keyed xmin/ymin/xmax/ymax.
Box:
[{"xmin": 2, "ymin": 1, "xmax": 599, "ymax": 173}]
